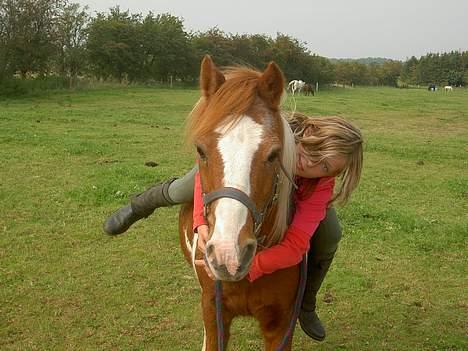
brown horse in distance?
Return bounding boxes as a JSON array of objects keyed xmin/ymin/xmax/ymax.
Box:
[{"xmin": 302, "ymin": 83, "xmax": 315, "ymax": 96}]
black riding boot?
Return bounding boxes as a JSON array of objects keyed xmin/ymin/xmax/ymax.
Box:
[
  {"xmin": 103, "ymin": 178, "xmax": 177, "ymax": 235},
  {"xmin": 299, "ymin": 207, "xmax": 342, "ymax": 341},
  {"xmin": 299, "ymin": 252, "xmax": 335, "ymax": 341}
]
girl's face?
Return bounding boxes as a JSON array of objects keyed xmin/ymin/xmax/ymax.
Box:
[{"xmin": 295, "ymin": 144, "xmax": 347, "ymax": 179}]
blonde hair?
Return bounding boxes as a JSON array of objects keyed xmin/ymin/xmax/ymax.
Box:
[{"xmin": 286, "ymin": 112, "xmax": 363, "ymax": 206}]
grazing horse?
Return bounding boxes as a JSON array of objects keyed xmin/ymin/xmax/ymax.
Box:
[
  {"xmin": 178, "ymin": 56, "xmax": 300, "ymax": 350},
  {"xmin": 287, "ymin": 79, "xmax": 305, "ymax": 95},
  {"xmin": 428, "ymin": 84, "xmax": 436, "ymax": 92},
  {"xmin": 302, "ymin": 83, "xmax": 315, "ymax": 96},
  {"xmin": 444, "ymin": 85, "xmax": 453, "ymax": 92}
]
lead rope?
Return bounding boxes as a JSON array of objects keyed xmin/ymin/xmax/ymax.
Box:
[
  {"xmin": 214, "ymin": 255, "xmax": 308, "ymax": 351},
  {"xmin": 215, "ymin": 280, "xmax": 225, "ymax": 351},
  {"xmin": 275, "ymin": 254, "xmax": 308, "ymax": 350}
]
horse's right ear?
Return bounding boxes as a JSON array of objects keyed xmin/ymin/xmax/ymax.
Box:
[
  {"xmin": 258, "ymin": 61, "xmax": 285, "ymax": 109},
  {"xmin": 200, "ymin": 55, "xmax": 225, "ymax": 98}
]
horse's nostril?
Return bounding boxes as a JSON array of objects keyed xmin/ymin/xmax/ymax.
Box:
[{"xmin": 242, "ymin": 239, "xmax": 257, "ymax": 260}]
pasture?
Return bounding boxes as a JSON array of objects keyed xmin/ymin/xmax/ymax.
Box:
[{"xmin": 0, "ymin": 86, "xmax": 467, "ymax": 350}]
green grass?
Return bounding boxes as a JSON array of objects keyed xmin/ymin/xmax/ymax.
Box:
[{"xmin": 1, "ymin": 86, "xmax": 467, "ymax": 350}]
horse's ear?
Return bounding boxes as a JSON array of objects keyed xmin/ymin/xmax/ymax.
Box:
[
  {"xmin": 200, "ymin": 55, "xmax": 225, "ymax": 98},
  {"xmin": 258, "ymin": 62, "xmax": 285, "ymax": 109}
]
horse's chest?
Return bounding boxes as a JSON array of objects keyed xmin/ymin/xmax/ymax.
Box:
[
  {"xmin": 221, "ymin": 275, "xmax": 297, "ymax": 317},
  {"xmin": 220, "ymin": 284, "xmax": 251, "ymax": 315}
]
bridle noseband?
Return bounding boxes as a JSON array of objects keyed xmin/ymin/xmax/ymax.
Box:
[
  {"xmin": 203, "ymin": 174, "xmax": 279, "ymax": 239},
  {"xmin": 202, "ymin": 160, "xmax": 297, "ymax": 242}
]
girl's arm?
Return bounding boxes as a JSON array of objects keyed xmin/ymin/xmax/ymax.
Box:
[
  {"xmin": 248, "ymin": 177, "xmax": 335, "ymax": 282},
  {"xmin": 192, "ymin": 170, "xmax": 207, "ymax": 232}
]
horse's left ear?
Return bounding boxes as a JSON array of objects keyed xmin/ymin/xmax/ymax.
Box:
[
  {"xmin": 258, "ymin": 62, "xmax": 285, "ymax": 109},
  {"xmin": 200, "ymin": 55, "xmax": 225, "ymax": 99}
]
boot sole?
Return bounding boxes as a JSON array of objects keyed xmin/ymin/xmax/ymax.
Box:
[
  {"xmin": 301, "ymin": 327, "xmax": 325, "ymax": 342},
  {"xmin": 299, "ymin": 316, "xmax": 326, "ymax": 342}
]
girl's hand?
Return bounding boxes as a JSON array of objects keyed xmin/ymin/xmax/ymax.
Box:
[
  {"xmin": 194, "ymin": 225, "xmax": 215, "ymax": 280},
  {"xmin": 196, "ymin": 224, "xmax": 209, "ymax": 253}
]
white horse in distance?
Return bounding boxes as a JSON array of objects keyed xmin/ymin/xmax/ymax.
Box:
[
  {"xmin": 288, "ymin": 79, "xmax": 306, "ymax": 95},
  {"xmin": 444, "ymin": 85, "xmax": 453, "ymax": 92}
]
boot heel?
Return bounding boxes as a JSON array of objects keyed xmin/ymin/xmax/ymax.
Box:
[{"xmin": 299, "ymin": 310, "xmax": 326, "ymax": 341}]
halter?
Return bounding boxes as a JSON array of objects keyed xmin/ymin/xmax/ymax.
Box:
[
  {"xmin": 202, "ymin": 160, "xmax": 297, "ymax": 240},
  {"xmin": 203, "ymin": 173, "xmax": 278, "ymax": 239}
]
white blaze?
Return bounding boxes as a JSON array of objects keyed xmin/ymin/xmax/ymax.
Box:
[{"xmin": 208, "ymin": 116, "xmax": 264, "ymax": 275}]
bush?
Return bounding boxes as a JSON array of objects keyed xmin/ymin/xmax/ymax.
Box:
[
  {"xmin": 0, "ymin": 78, "xmax": 28, "ymax": 97},
  {"xmin": 0, "ymin": 76, "xmax": 70, "ymax": 98}
]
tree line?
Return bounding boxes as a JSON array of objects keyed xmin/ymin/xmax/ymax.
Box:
[
  {"xmin": 400, "ymin": 52, "xmax": 468, "ymax": 87},
  {"xmin": 0, "ymin": 0, "xmax": 466, "ymax": 95}
]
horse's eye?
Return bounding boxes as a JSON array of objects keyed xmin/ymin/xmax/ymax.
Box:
[
  {"xmin": 196, "ymin": 145, "xmax": 207, "ymax": 161},
  {"xmin": 267, "ymin": 149, "xmax": 280, "ymax": 163}
]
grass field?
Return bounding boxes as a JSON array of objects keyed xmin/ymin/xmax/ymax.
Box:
[{"xmin": 1, "ymin": 86, "xmax": 467, "ymax": 350}]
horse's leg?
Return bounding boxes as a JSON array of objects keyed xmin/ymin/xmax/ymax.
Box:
[
  {"xmin": 257, "ymin": 307, "xmax": 294, "ymax": 351},
  {"xmin": 201, "ymin": 292, "xmax": 233, "ymax": 351}
]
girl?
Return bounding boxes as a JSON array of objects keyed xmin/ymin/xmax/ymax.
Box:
[{"xmin": 103, "ymin": 112, "xmax": 363, "ymax": 341}]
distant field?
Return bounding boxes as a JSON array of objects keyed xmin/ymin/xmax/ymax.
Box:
[{"xmin": 0, "ymin": 86, "xmax": 467, "ymax": 350}]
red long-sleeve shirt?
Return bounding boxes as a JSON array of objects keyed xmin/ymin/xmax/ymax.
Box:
[{"xmin": 192, "ymin": 172, "xmax": 335, "ymax": 281}]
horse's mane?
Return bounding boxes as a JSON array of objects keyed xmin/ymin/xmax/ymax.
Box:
[
  {"xmin": 186, "ymin": 66, "xmax": 296, "ymax": 248},
  {"xmin": 266, "ymin": 114, "xmax": 296, "ymax": 247}
]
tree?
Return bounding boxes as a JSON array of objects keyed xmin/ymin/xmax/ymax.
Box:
[
  {"xmin": 334, "ymin": 62, "xmax": 371, "ymax": 86},
  {"xmin": 56, "ymin": 2, "xmax": 89, "ymax": 86},
  {"xmin": 305, "ymin": 54, "xmax": 335, "ymax": 85},
  {"xmin": 86, "ymin": 7, "xmax": 144, "ymax": 82},
  {"xmin": 141, "ymin": 13, "xmax": 195, "ymax": 82},
  {"xmin": 446, "ymin": 70, "xmax": 464, "ymax": 86},
  {"xmin": 240, "ymin": 34, "xmax": 274, "ymax": 69},
  {"xmin": 270, "ymin": 33, "xmax": 310, "ymax": 82},
  {"xmin": 379, "ymin": 60, "xmax": 402, "ymax": 87},
  {"xmin": 400, "ymin": 56, "xmax": 418, "ymax": 85},
  {"xmin": 0, "ymin": 0, "xmax": 14, "ymax": 78},
  {"xmin": 191, "ymin": 28, "xmax": 236, "ymax": 66},
  {"xmin": 1, "ymin": 0, "xmax": 64, "ymax": 78}
]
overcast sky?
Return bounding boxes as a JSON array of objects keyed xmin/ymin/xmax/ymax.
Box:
[{"xmin": 76, "ymin": 0, "xmax": 468, "ymax": 60}]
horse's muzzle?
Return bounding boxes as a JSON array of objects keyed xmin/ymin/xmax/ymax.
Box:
[{"xmin": 205, "ymin": 238, "xmax": 257, "ymax": 281}]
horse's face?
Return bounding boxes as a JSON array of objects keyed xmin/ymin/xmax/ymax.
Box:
[{"xmin": 194, "ymin": 56, "xmax": 285, "ymax": 281}]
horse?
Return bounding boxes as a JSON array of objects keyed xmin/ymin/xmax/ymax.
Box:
[
  {"xmin": 302, "ymin": 83, "xmax": 315, "ymax": 96},
  {"xmin": 428, "ymin": 84, "xmax": 436, "ymax": 92},
  {"xmin": 178, "ymin": 55, "xmax": 301, "ymax": 350},
  {"xmin": 444, "ymin": 85, "xmax": 453, "ymax": 92},
  {"xmin": 287, "ymin": 79, "xmax": 305, "ymax": 95}
]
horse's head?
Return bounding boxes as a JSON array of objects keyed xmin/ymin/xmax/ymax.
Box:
[{"xmin": 187, "ymin": 56, "xmax": 295, "ymax": 281}]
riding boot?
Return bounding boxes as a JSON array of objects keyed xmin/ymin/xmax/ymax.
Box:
[
  {"xmin": 299, "ymin": 207, "xmax": 342, "ymax": 341},
  {"xmin": 299, "ymin": 252, "xmax": 335, "ymax": 341},
  {"xmin": 103, "ymin": 166, "xmax": 198, "ymax": 235},
  {"xmin": 103, "ymin": 178, "xmax": 177, "ymax": 235}
]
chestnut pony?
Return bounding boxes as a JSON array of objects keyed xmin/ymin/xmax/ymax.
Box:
[{"xmin": 178, "ymin": 56, "xmax": 301, "ymax": 350}]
